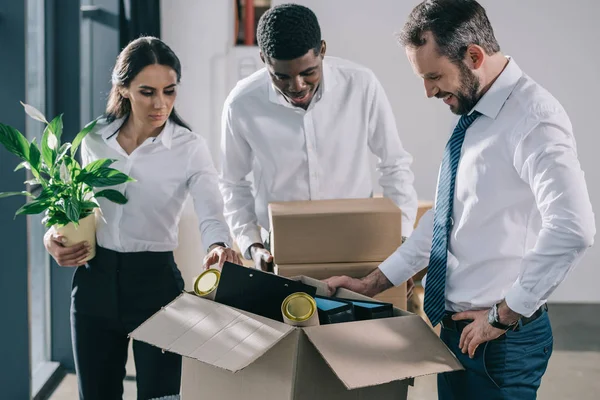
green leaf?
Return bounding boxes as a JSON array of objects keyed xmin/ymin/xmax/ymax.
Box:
[
  {"xmin": 35, "ymin": 187, "xmax": 56, "ymax": 202},
  {"xmin": 81, "ymin": 167, "xmax": 134, "ymax": 188},
  {"xmin": 80, "ymin": 200, "xmax": 98, "ymax": 210},
  {"xmin": 0, "ymin": 123, "xmax": 30, "ymax": 161},
  {"xmin": 94, "ymin": 189, "xmax": 128, "ymax": 204},
  {"xmin": 56, "ymin": 143, "xmax": 71, "ymax": 163},
  {"xmin": 71, "ymin": 119, "xmax": 97, "ymax": 156},
  {"xmin": 14, "ymin": 161, "xmax": 30, "ymax": 171},
  {"xmin": 0, "ymin": 191, "xmax": 33, "ymax": 199},
  {"xmin": 46, "ymin": 114, "xmax": 64, "ymax": 143},
  {"xmin": 41, "ymin": 126, "xmax": 57, "ymax": 169},
  {"xmin": 15, "ymin": 199, "xmax": 50, "ymax": 216},
  {"xmin": 29, "ymin": 139, "xmax": 41, "ymax": 172},
  {"xmin": 24, "ymin": 178, "xmax": 40, "ymax": 185},
  {"xmin": 83, "ymin": 158, "xmax": 115, "ymax": 173},
  {"xmin": 65, "ymin": 198, "xmax": 80, "ymax": 223}
]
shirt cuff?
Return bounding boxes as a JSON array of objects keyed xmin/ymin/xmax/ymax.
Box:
[
  {"xmin": 504, "ymin": 282, "xmax": 543, "ymax": 318},
  {"xmin": 237, "ymin": 229, "xmax": 263, "ymax": 260},
  {"xmin": 379, "ymin": 251, "xmax": 411, "ymax": 286}
]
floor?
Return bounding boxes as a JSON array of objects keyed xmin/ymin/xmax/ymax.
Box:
[{"xmin": 49, "ymin": 304, "xmax": 600, "ymax": 400}]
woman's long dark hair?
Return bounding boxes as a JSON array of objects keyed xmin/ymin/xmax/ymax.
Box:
[{"xmin": 105, "ymin": 36, "xmax": 191, "ymax": 130}]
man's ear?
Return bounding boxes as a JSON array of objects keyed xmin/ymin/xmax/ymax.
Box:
[
  {"xmin": 320, "ymin": 40, "xmax": 327, "ymax": 58},
  {"xmin": 465, "ymin": 44, "xmax": 485, "ymax": 70},
  {"xmin": 259, "ymin": 51, "xmax": 266, "ymax": 65}
]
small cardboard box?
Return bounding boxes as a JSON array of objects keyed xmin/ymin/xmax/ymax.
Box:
[
  {"xmin": 269, "ymin": 198, "xmax": 403, "ymax": 265},
  {"xmin": 130, "ymin": 277, "xmax": 461, "ymax": 400},
  {"xmin": 276, "ymin": 262, "xmax": 407, "ymax": 310}
]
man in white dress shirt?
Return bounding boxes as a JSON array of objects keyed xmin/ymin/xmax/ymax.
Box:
[
  {"xmin": 325, "ymin": 1, "xmax": 595, "ymax": 399},
  {"xmin": 219, "ymin": 3, "xmax": 418, "ymax": 270}
]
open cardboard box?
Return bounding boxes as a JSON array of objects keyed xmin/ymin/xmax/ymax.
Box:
[{"xmin": 130, "ymin": 276, "xmax": 461, "ymax": 399}]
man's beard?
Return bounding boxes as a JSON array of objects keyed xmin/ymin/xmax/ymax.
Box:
[{"xmin": 451, "ymin": 63, "xmax": 481, "ymax": 115}]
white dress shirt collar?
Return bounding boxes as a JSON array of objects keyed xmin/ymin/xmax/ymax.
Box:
[
  {"xmin": 96, "ymin": 115, "xmax": 175, "ymax": 150},
  {"xmin": 472, "ymin": 57, "xmax": 523, "ymax": 120}
]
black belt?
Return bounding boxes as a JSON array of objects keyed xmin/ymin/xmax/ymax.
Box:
[{"xmin": 441, "ymin": 303, "xmax": 548, "ymax": 332}]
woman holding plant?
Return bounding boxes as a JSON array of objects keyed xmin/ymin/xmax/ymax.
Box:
[{"xmin": 44, "ymin": 37, "xmax": 241, "ymax": 399}]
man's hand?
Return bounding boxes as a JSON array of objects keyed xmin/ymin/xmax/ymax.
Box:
[
  {"xmin": 44, "ymin": 227, "xmax": 91, "ymax": 267},
  {"xmin": 453, "ymin": 309, "xmax": 506, "ymax": 359},
  {"xmin": 250, "ymin": 243, "xmax": 273, "ymax": 271},
  {"xmin": 324, "ymin": 268, "xmax": 394, "ymax": 297},
  {"xmin": 323, "ymin": 276, "xmax": 369, "ymax": 297},
  {"xmin": 203, "ymin": 244, "xmax": 242, "ymax": 270}
]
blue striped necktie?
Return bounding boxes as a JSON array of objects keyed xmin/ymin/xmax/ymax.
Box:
[{"xmin": 424, "ymin": 111, "xmax": 481, "ymax": 327}]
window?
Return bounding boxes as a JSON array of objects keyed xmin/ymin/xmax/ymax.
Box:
[{"xmin": 26, "ymin": 0, "xmax": 57, "ymax": 394}]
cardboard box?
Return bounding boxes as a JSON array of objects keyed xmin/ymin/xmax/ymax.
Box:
[
  {"xmin": 130, "ymin": 277, "xmax": 461, "ymax": 400},
  {"xmin": 276, "ymin": 262, "xmax": 407, "ymax": 310},
  {"xmin": 269, "ymin": 198, "xmax": 402, "ymax": 265}
]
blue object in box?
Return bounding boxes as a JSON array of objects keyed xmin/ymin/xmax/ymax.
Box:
[{"xmin": 314, "ymin": 296, "xmax": 355, "ymax": 324}]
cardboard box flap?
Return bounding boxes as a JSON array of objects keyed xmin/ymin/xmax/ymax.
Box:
[
  {"xmin": 303, "ymin": 315, "xmax": 462, "ymax": 390},
  {"xmin": 130, "ymin": 293, "xmax": 294, "ymax": 372}
]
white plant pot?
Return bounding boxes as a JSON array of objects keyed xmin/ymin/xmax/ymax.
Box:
[{"xmin": 54, "ymin": 213, "xmax": 97, "ymax": 264}]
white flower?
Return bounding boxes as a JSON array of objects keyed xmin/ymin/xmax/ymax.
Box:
[
  {"xmin": 20, "ymin": 102, "xmax": 48, "ymax": 124},
  {"xmin": 47, "ymin": 132, "xmax": 58, "ymax": 150},
  {"xmin": 59, "ymin": 162, "xmax": 71, "ymax": 183}
]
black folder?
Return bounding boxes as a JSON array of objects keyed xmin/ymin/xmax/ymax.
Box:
[
  {"xmin": 215, "ymin": 262, "xmax": 317, "ymax": 322},
  {"xmin": 341, "ymin": 298, "xmax": 394, "ymax": 321},
  {"xmin": 314, "ymin": 295, "xmax": 355, "ymax": 325}
]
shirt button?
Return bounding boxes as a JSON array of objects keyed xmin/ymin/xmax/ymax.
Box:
[{"xmin": 524, "ymin": 302, "xmax": 532, "ymax": 309}]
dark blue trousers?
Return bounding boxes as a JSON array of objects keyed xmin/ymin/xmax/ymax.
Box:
[
  {"xmin": 438, "ymin": 311, "xmax": 553, "ymax": 399},
  {"xmin": 70, "ymin": 246, "xmax": 184, "ymax": 400}
]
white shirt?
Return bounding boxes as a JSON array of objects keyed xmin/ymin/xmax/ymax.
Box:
[
  {"xmin": 379, "ymin": 58, "xmax": 595, "ymax": 317},
  {"xmin": 220, "ymin": 56, "xmax": 418, "ymax": 257},
  {"xmin": 82, "ymin": 117, "xmax": 232, "ymax": 253}
]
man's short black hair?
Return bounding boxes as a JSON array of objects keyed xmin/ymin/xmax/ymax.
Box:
[
  {"xmin": 398, "ymin": 0, "xmax": 500, "ymax": 63},
  {"xmin": 257, "ymin": 3, "xmax": 322, "ymax": 61}
]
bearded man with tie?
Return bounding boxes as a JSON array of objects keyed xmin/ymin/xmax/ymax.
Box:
[{"xmin": 325, "ymin": 1, "xmax": 595, "ymax": 399}]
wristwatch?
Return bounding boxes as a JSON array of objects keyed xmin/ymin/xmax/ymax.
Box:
[{"xmin": 487, "ymin": 303, "xmax": 518, "ymax": 331}]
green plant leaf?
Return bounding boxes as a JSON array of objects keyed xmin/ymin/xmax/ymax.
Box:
[
  {"xmin": 46, "ymin": 114, "xmax": 63, "ymax": 143},
  {"xmin": 83, "ymin": 158, "xmax": 115, "ymax": 174},
  {"xmin": 94, "ymin": 189, "xmax": 128, "ymax": 204},
  {"xmin": 65, "ymin": 198, "xmax": 80, "ymax": 223},
  {"xmin": 0, "ymin": 191, "xmax": 33, "ymax": 199},
  {"xmin": 80, "ymin": 200, "xmax": 98, "ymax": 210},
  {"xmin": 0, "ymin": 123, "xmax": 30, "ymax": 161},
  {"xmin": 41, "ymin": 126, "xmax": 57, "ymax": 169},
  {"xmin": 15, "ymin": 199, "xmax": 50, "ymax": 216},
  {"xmin": 71, "ymin": 119, "xmax": 97, "ymax": 156},
  {"xmin": 81, "ymin": 167, "xmax": 134, "ymax": 187},
  {"xmin": 24, "ymin": 178, "xmax": 40, "ymax": 185},
  {"xmin": 56, "ymin": 143, "xmax": 71, "ymax": 164},
  {"xmin": 14, "ymin": 161, "xmax": 30, "ymax": 171},
  {"xmin": 20, "ymin": 102, "xmax": 48, "ymax": 124},
  {"xmin": 29, "ymin": 139, "xmax": 41, "ymax": 173}
]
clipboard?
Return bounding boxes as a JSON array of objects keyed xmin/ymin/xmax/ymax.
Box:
[{"xmin": 215, "ymin": 262, "xmax": 318, "ymax": 322}]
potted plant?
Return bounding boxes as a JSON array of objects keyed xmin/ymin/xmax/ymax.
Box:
[{"xmin": 0, "ymin": 103, "xmax": 134, "ymax": 263}]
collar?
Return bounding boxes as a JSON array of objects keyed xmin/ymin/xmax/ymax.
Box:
[
  {"xmin": 99, "ymin": 115, "xmax": 174, "ymax": 149},
  {"xmin": 267, "ymin": 57, "xmax": 337, "ymax": 109},
  {"xmin": 471, "ymin": 57, "xmax": 522, "ymax": 120}
]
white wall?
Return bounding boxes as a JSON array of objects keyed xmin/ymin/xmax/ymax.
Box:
[{"xmin": 163, "ymin": 0, "xmax": 600, "ymax": 302}]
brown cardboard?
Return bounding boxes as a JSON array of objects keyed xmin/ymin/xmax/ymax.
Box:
[
  {"xmin": 131, "ymin": 276, "xmax": 462, "ymax": 400},
  {"xmin": 269, "ymin": 198, "xmax": 402, "ymax": 264},
  {"xmin": 276, "ymin": 262, "xmax": 407, "ymax": 310}
]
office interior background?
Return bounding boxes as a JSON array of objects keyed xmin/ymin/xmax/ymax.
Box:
[{"xmin": 1, "ymin": 0, "xmax": 599, "ymax": 399}]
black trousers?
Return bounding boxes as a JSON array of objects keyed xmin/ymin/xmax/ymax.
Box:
[{"xmin": 70, "ymin": 246, "xmax": 184, "ymax": 400}]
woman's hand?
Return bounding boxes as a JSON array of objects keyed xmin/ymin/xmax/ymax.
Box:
[
  {"xmin": 203, "ymin": 244, "xmax": 243, "ymax": 270},
  {"xmin": 44, "ymin": 227, "xmax": 91, "ymax": 267}
]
